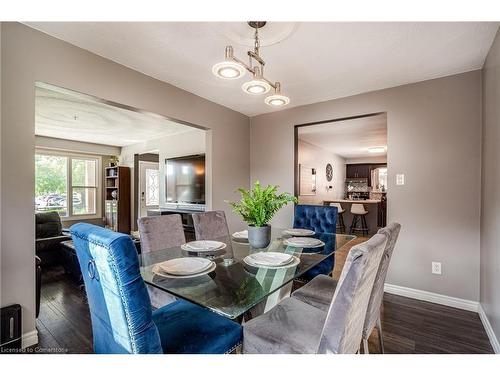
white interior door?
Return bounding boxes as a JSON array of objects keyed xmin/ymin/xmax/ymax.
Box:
[{"xmin": 139, "ymin": 161, "xmax": 160, "ymax": 218}]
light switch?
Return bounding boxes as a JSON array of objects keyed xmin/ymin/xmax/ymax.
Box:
[{"xmin": 396, "ymin": 174, "xmax": 405, "ymax": 185}]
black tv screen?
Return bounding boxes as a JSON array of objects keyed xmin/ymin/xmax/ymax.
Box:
[{"xmin": 165, "ymin": 154, "xmax": 205, "ymax": 204}]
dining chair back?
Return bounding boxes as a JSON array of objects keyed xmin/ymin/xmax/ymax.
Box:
[
  {"xmin": 361, "ymin": 222, "xmax": 401, "ymax": 353},
  {"xmin": 317, "ymin": 233, "xmax": 388, "ymax": 354},
  {"xmin": 70, "ymin": 223, "xmax": 163, "ymax": 353},
  {"xmin": 293, "ymin": 204, "xmax": 338, "ymax": 234},
  {"xmin": 137, "ymin": 214, "xmax": 186, "ymax": 253},
  {"xmin": 293, "ymin": 205, "xmax": 338, "ymax": 280},
  {"xmin": 137, "ymin": 215, "xmax": 185, "ymax": 308},
  {"xmin": 192, "ymin": 210, "xmax": 231, "ymax": 240}
]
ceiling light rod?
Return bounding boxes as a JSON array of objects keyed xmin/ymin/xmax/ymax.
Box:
[{"xmin": 222, "ymin": 22, "xmax": 279, "ymax": 90}]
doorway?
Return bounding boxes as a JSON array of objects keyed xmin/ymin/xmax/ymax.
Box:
[
  {"xmin": 294, "ymin": 112, "xmax": 388, "ymax": 234},
  {"xmin": 138, "ymin": 157, "xmax": 160, "ymax": 218}
]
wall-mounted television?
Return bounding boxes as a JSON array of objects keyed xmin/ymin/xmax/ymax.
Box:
[{"xmin": 165, "ymin": 154, "xmax": 205, "ymax": 204}]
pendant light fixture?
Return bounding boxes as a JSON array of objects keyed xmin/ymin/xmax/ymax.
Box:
[
  {"xmin": 264, "ymin": 82, "xmax": 290, "ymax": 107},
  {"xmin": 212, "ymin": 22, "xmax": 290, "ymax": 107},
  {"xmin": 212, "ymin": 46, "xmax": 246, "ymax": 79},
  {"xmin": 241, "ymin": 66, "xmax": 271, "ymax": 95}
]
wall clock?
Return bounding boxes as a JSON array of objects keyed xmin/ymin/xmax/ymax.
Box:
[{"xmin": 326, "ymin": 163, "xmax": 333, "ymax": 182}]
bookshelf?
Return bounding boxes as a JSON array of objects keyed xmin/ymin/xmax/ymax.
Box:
[{"xmin": 104, "ymin": 166, "xmax": 130, "ymax": 233}]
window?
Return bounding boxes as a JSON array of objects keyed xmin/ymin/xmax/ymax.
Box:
[
  {"xmin": 35, "ymin": 151, "xmax": 101, "ymax": 219},
  {"xmin": 378, "ymin": 167, "xmax": 388, "ymax": 190}
]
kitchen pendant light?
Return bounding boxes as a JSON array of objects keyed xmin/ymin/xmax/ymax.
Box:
[{"xmin": 212, "ymin": 22, "xmax": 290, "ymax": 107}]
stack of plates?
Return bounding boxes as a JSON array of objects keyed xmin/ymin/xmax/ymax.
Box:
[
  {"xmin": 283, "ymin": 228, "xmax": 315, "ymax": 236},
  {"xmin": 283, "ymin": 237, "xmax": 325, "ymax": 248},
  {"xmin": 181, "ymin": 240, "xmax": 227, "ymax": 252},
  {"xmin": 243, "ymin": 251, "xmax": 300, "ymax": 269},
  {"xmin": 152, "ymin": 257, "xmax": 216, "ymax": 279}
]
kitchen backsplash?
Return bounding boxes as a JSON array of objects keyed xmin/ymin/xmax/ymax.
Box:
[{"xmin": 346, "ymin": 180, "xmax": 369, "ymax": 192}]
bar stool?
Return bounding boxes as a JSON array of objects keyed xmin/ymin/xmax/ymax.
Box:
[
  {"xmin": 350, "ymin": 203, "xmax": 369, "ymax": 236},
  {"xmin": 330, "ymin": 203, "xmax": 346, "ymax": 233}
]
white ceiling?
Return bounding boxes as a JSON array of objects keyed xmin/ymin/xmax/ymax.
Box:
[
  {"xmin": 298, "ymin": 113, "xmax": 387, "ymax": 159},
  {"xmin": 35, "ymin": 83, "xmax": 195, "ymax": 147},
  {"xmin": 26, "ymin": 22, "xmax": 498, "ymax": 117}
]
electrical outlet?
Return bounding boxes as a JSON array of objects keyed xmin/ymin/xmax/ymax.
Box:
[
  {"xmin": 432, "ymin": 262, "xmax": 442, "ymax": 275},
  {"xmin": 396, "ymin": 174, "xmax": 405, "ymax": 185}
]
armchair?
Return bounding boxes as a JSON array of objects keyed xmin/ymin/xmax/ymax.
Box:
[{"xmin": 35, "ymin": 211, "xmax": 71, "ymax": 266}]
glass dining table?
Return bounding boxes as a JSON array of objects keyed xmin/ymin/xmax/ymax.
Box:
[{"xmin": 139, "ymin": 228, "xmax": 356, "ymax": 320}]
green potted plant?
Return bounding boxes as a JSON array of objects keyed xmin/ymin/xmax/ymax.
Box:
[{"xmin": 228, "ymin": 181, "xmax": 297, "ymax": 248}]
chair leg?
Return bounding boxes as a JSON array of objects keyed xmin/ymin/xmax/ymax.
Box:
[
  {"xmin": 362, "ymin": 338, "xmax": 369, "ymax": 354},
  {"xmin": 350, "ymin": 215, "xmax": 357, "ymax": 234},
  {"xmin": 376, "ymin": 316, "xmax": 385, "ymax": 354},
  {"xmin": 340, "ymin": 213, "xmax": 346, "ymax": 233}
]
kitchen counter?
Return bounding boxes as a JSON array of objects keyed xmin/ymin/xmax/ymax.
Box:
[{"xmin": 323, "ymin": 199, "xmax": 382, "ymax": 234}]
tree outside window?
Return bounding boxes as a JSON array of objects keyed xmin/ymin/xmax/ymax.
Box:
[{"xmin": 35, "ymin": 152, "xmax": 100, "ymax": 219}]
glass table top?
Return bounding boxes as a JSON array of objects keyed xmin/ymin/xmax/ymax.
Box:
[{"xmin": 139, "ymin": 227, "xmax": 356, "ymax": 320}]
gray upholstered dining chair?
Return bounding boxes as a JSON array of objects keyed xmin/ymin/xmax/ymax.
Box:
[
  {"xmin": 291, "ymin": 222, "xmax": 401, "ymax": 353},
  {"xmin": 192, "ymin": 210, "xmax": 231, "ymax": 240},
  {"xmin": 137, "ymin": 214, "xmax": 186, "ymax": 308},
  {"xmin": 242, "ymin": 233, "xmax": 388, "ymax": 354}
]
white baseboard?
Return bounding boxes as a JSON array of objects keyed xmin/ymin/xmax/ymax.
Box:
[
  {"xmin": 478, "ymin": 304, "xmax": 500, "ymax": 354},
  {"xmin": 384, "ymin": 283, "xmax": 479, "ymax": 312},
  {"xmin": 22, "ymin": 329, "xmax": 38, "ymax": 349}
]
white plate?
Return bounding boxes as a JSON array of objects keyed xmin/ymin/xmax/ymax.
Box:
[
  {"xmin": 246, "ymin": 251, "xmax": 294, "ymax": 267},
  {"xmin": 283, "ymin": 228, "xmax": 315, "ymax": 236},
  {"xmin": 283, "ymin": 237, "xmax": 325, "ymax": 248},
  {"xmin": 152, "ymin": 262, "xmax": 217, "ymax": 279},
  {"xmin": 157, "ymin": 257, "xmax": 214, "ymax": 276},
  {"xmin": 232, "ymin": 230, "xmax": 248, "ymax": 239},
  {"xmin": 181, "ymin": 240, "xmax": 227, "ymax": 252},
  {"xmin": 243, "ymin": 255, "xmax": 300, "ymax": 269}
]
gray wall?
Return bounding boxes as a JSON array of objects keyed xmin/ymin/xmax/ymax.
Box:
[
  {"xmin": 480, "ymin": 28, "xmax": 500, "ymax": 347},
  {"xmin": 251, "ymin": 71, "xmax": 482, "ymax": 301},
  {"xmin": 0, "ymin": 22, "xmax": 250, "ymax": 339}
]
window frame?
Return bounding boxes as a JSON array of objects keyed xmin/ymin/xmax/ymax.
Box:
[{"xmin": 35, "ymin": 149, "xmax": 102, "ymax": 221}]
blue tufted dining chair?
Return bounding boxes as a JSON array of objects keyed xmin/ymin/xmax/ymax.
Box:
[
  {"xmin": 70, "ymin": 223, "xmax": 242, "ymax": 354},
  {"xmin": 293, "ymin": 205, "xmax": 338, "ymax": 280}
]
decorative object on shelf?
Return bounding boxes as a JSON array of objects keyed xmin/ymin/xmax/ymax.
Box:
[
  {"xmin": 111, "ymin": 190, "xmax": 118, "ymax": 200},
  {"xmin": 108, "ymin": 155, "xmax": 119, "ymax": 167},
  {"xmin": 299, "ymin": 164, "xmax": 316, "ymax": 196},
  {"xmin": 212, "ymin": 22, "xmax": 290, "ymax": 107},
  {"xmin": 326, "ymin": 163, "xmax": 333, "ymax": 182},
  {"xmin": 227, "ymin": 181, "xmax": 297, "ymax": 248}
]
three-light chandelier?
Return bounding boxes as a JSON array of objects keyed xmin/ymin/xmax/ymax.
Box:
[{"xmin": 212, "ymin": 22, "xmax": 290, "ymax": 107}]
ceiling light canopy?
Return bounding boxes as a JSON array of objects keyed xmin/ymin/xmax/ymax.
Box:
[
  {"xmin": 368, "ymin": 146, "xmax": 387, "ymax": 153},
  {"xmin": 212, "ymin": 21, "xmax": 290, "ymax": 108}
]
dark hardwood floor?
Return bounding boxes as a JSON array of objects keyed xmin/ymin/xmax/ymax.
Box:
[
  {"xmin": 37, "ymin": 266, "xmax": 92, "ymax": 353},
  {"xmin": 36, "ymin": 241, "xmax": 494, "ymax": 354}
]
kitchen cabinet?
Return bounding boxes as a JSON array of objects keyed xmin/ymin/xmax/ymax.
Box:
[
  {"xmin": 346, "ymin": 163, "xmax": 387, "ymax": 187},
  {"xmin": 346, "ymin": 164, "xmax": 370, "ymax": 179}
]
